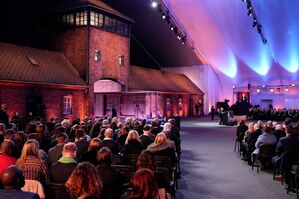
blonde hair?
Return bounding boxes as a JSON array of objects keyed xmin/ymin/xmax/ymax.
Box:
[
  {"xmin": 154, "ymin": 132, "xmax": 167, "ymax": 145},
  {"xmin": 16, "ymin": 139, "xmax": 39, "ymax": 167},
  {"xmin": 125, "ymin": 130, "xmax": 141, "ymax": 144}
]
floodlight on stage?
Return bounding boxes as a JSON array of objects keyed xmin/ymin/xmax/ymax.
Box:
[
  {"xmin": 151, "ymin": 1, "xmax": 158, "ymax": 8},
  {"xmin": 285, "ymin": 88, "xmax": 289, "ymax": 92},
  {"xmin": 270, "ymin": 88, "xmax": 274, "ymax": 92},
  {"xmin": 257, "ymin": 89, "xmax": 260, "ymax": 92}
]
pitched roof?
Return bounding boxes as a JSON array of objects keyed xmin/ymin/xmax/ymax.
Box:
[
  {"xmin": 0, "ymin": 42, "xmax": 86, "ymax": 87},
  {"xmin": 47, "ymin": 0, "xmax": 133, "ymax": 22},
  {"xmin": 129, "ymin": 66, "xmax": 203, "ymax": 94}
]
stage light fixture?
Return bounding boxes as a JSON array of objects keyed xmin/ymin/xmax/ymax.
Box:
[
  {"xmin": 151, "ymin": 1, "xmax": 158, "ymax": 8},
  {"xmin": 247, "ymin": 10, "xmax": 252, "ymax": 16},
  {"xmin": 292, "ymin": 84, "xmax": 295, "ymax": 87},
  {"xmin": 233, "ymin": 86, "xmax": 236, "ymax": 89},
  {"xmin": 270, "ymin": 88, "xmax": 274, "ymax": 92},
  {"xmin": 262, "ymin": 85, "xmax": 266, "ymax": 88},
  {"xmin": 162, "ymin": 13, "xmax": 166, "ymax": 19},
  {"xmin": 257, "ymin": 89, "xmax": 260, "ymax": 92},
  {"xmin": 170, "ymin": 25, "xmax": 174, "ymax": 31},
  {"xmin": 181, "ymin": 36, "xmax": 186, "ymax": 44},
  {"xmin": 177, "ymin": 35, "xmax": 181, "ymax": 40},
  {"xmin": 277, "ymin": 88, "xmax": 280, "ymax": 92},
  {"xmin": 262, "ymin": 39, "xmax": 267, "ymax": 44},
  {"xmin": 285, "ymin": 88, "xmax": 289, "ymax": 92}
]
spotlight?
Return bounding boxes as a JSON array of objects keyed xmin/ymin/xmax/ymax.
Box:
[
  {"xmin": 170, "ymin": 25, "xmax": 174, "ymax": 31},
  {"xmin": 285, "ymin": 88, "xmax": 289, "ymax": 92},
  {"xmin": 233, "ymin": 86, "xmax": 236, "ymax": 89},
  {"xmin": 247, "ymin": 10, "xmax": 252, "ymax": 16},
  {"xmin": 277, "ymin": 88, "xmax": 281, "ymax": 92},
  {"xmin": 292, "ymin": 84, "xmax": 295, "ymax": 87},
  {"xmin": 242, "ymin": 0, "xmax": 247, "ymax": 2},
  {"xmin": 162, "ymin": 13, "xmax": 166, "ymax": 19},
  {"xmin": 247, "ymin": 1, "xmax": 252, "ymax": 9},
  {"xmin": 262, "ymin": 85, "xmax": 266, "ymax": 88},
  {"xmin": 151, "ymin": 1, "xmax": 158, "ymax": 8},
  {"xmin": 181, "ymin": 36, "xmax": 186, "ymax": 44},
  {"xmin": 262, "ymin": 39, "xmax": 267, "ymax": 44},
  {"xmin": 270, "ymin": 88, "xmax": 274, "ymax": 92},
  {"xmin": 177, "ymin": 34, "xmax": 181, "ymax": 40},
  {"xmin": 253, "ymin": 21, "xmax": 257, "ymax": 27},
  {"xmin": 257, "ymin": 89, "xmax": 261, "ymax": 92}
]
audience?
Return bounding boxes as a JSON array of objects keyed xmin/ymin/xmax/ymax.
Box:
[
  {"xmin": 123, "ymin": 130, "xmax": 144, "ymax": 155},
  {"xmin": 139, "ymin": 125, "xmax": 155, "ymax": 148},
  {"xmin": 101, "ymin": 128, "xmax": 119, "ymax": 154},
  {"xmin": 48, "ymin": 133, "xmax": 68, "ymax": 165},
  {"xmin": 84, "ymin": 138, "xmax": 102, "ymax": 165}
]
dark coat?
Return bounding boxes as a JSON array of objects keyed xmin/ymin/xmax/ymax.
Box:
[
  {"xmin": 48, "ymin": 144, "xmax": 64, "ymax": 165},
  {"xmin": 101, "ymin": 139, "xmax": 119, "ymax": 154},
  {"xmin": 50, "ymin": 161, "xmax": 78, "ymax": 183},
  {"xmin": 123, "ymin": 140, "xmax": 144, "ymax": 155},
  {"xmin": 75, "ymin": 139, "xmax": 89, "ymax": 161},
  {"xmin": 0, "ymin": 189, "xmax": 40, "ymax": 199}
]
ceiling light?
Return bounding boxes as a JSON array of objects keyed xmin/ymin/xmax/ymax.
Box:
[
  {"xmin": 257, "ymin": 89, "xmax": 260, "ymax": 92},
  {"xmin": 262, "ymin": 85, "xmax": 266, "ymax": 88},
  {"xmin": 170, "ymin": 26, "xmax": 174, "ymax": 31},
  {"xmin": 177, "ymin": 35, "xmax": 181, "ymax": 40},
  {"xmin": 292, "ymin": 84, "xmax": 295, "ymax": 87},
  {"xmin": 151, "ymin": 1, "xmax": 158, "ymax": 8},
  {"xmin": 270, "ymin": 88, "xmax": 274, "ymax": 92},
  {"xmin": 162, "ymin": 13, "xmax": 166, "ymax": 19},
  {"xmin": 285, "ymin": 88, "xmax": 289, "ymax": 92}
]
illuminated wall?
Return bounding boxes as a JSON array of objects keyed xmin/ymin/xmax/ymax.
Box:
[{"xmin": 164, "ymin": 0, "xmax": 299, "ymax": 108}]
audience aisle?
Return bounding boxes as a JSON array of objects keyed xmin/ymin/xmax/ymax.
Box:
[{"xmin": 176, "ymin": 117, "xmax": 296, "ymax": 199}]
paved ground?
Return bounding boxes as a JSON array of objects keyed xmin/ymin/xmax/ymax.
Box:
[{"xmin": 175, "ymin": 117, "xmax": 296, "ymax": 199}]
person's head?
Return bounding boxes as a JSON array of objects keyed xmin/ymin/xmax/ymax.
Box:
[
  {"xmin": 130, "ymin": 168, "xmax": 158, "ymax": 199},
  {"xmin": 151, "ymin": 121, "xmax": 158, "ymax": 128},
  {"xmin": 275, "ymin": 124, "xmax": 283, "ymax": 131},
  {"xmin": 266, "ymin": 120, "xmax": 273, "ymax": 128},
  {"xmin": 284, "ymin": 118, "xmax": 292, "ymax": 127},
  {"xmin": 254, "ymin": 123, "xmax": 260, "ymax": 131},
  {"xmin": 121, "ymin": 126, "xmax": 130, "ymax": 135},
  {"xmin": 54, "ymin": 126, "xmax": 66, "ymax": 137},
  {"xmin": 239, "ymin": 120, "xmax": 245, "ymax": 126},
  {"xmin": 1, "ymin": 103, "xmax": 7, "ymax": 111},
  {"xmin": 65, "ymin": 162, "xmax": 102, "ymax": 198},
  {"xmin": 96, "ymin": 147, "xmax": 112, "ymax": 165},
  {"xmin": 61, "ymin": 119, "xmax": 70, "ymax": 129},
  {"xmin": 0, "ymin": 123, "xmax": 6, "ymax": 132},
  {"xmin": 56, "ymin": 133, "xmax": 68, "ymax": 144},
  {"xmin": 168, "ymin": 118, "xmax": 176, "ymax": 126},
  {"xmin": 248, "ymin": 122, "xmax": 254, "ymax": 132},
  {"xmin": 88, "ymin": 138, "xmax": 102, "ymax": 152},
  {"xmin": 125, "ymin": 130, "xmax": 140, "ymax": 144},
  {"xmin": 143, "ymin": 125, "xmax": 151, "ymax": 135},
  {"xmin": 126, "ymin": 117, "xmax": 131, "ymax": 124},
  {"xmin": 263, "ymin": 126, "xmax": 272, "ymax": 134},
  {"xmin": 163, "ymin": 122, "xmax": 172, "ymax": 133},
  {"xmin": 285, "ymin": 125, "xmax": 295, "ymax": 136},
  {"xmin": 4, "ymin": 129, "xmax": 16, "ymax": 141},
  {"xmin": 154, "ymin": 132, "xmax": 168, "ymax": 145},
  {"xmin": 1, "ymin": 166, "xmax": 25, "ymax": 189},
  {"xmin": 104, "ymin": 128, "xmax": 113, "ymax": 139},
  {"xmin": 102, "ymin": 119, "xmax": 109, "ymax": 127},
  {"xmin": 117, "ymin": 122, "xmax": 123, "ymax": 129},
  {"xmin": 62, "ymin": 142, "xmax": 77, "ymax": 158},
  {"xmin": 257, "ymin": 120, "xmax": 263, "ymax": 128},
  {"xmin": 136, "ymin": 150, "xmax": 156, "ymax": 171},
  {"xmin": 36, "ymin": 123, "xmax": 47, "ymax": 137},
  {"xmin": 0, "ymin": 140, "xmax": 15, "ymax": 156},
  {"xmin": 112, "ymin": 117, "xmax": 117, "ymax": 123},
  {"xmin": 75, "ymin": 129, "xmax": 85, "ymax": 139},
  {"xmin": 16, "ymin": 139, "xmax": 39, "ymax": 166}
]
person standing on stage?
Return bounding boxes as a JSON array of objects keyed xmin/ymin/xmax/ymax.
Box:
[
  {"xmin": 211, "ymin": 106, "xmax": 215, "ymax": 120},
  {"xmin": 195, "ymin": 103, "xmax": 200, "ymax": 117},
  {"xmin": 0, "ymin": 104, "xmax": 9, "ymax": 127},
  {"xmin": 219, "ymin": 107, "xmax": 224, "ymax": 125},
  {"xmin": 112, "ymin": 105, "xmax": 117, "ymax": 118}
]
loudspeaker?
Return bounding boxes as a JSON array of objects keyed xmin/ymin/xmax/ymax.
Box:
[{"xmin": 248, "ymin": 83, "xmax": 251, "ymax": 90}]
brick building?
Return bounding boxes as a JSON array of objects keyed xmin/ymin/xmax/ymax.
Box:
[{"xmin": 0, "ymin": 0, "xmax": 204, "ymax": 120}]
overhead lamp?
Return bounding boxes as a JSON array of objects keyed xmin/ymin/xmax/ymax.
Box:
[
  {"xmin": 262, "ymin": 39, "xmax": 267, "ymax": 44},
  {"xmin": 292, "ymin": 84, "xmax": 295, "ymax": 87},
  {"xmin": 162, "ymin": 13, "xmax": 166, "ymax": 19},
  {"xmin": 262, "ymin": 85, "xmax": 266, "ymax": 88},
  {"xmin": 242, "ymin": 0, "xmax": 247, "ymax": 2},
  {"xmin": 277, "ymin": 88, "xmax": 281, "ymax": 92},
  {"xmin": 177, "ymin": 35, "xmax": 181, "ymax": 40},
  {"xmin": 151, "ymin": 1, "xmax": 158, "ymax": 8},
  {"xmin": 285, "ymin": 88, "xmax": 289, "ymax": 92},
  {"xmin": 257, "ymin": 89, "xmax": 261, "ymax": 92},
  {"xmin": 270, "ymin": 88, "xmax": 274, "ymax": 92},
  {"xmin": 233, "ymin": 86, "xmax": 236, "ymax": 89},
  {"xmin": 247, "ymin": 10, "xmax": 252, "ymax": 16},
  {"xmin": 170, "ymin": 25, "xmax": 174, "ymax": 31},
  {"xmin": 181, "ymin": 36, "xmax": 186, "ymax": 44}
]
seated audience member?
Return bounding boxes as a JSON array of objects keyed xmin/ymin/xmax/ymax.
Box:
[
  {"xmin": 136, "ymin": 150, "xmax": 170, "ymax": 193},
  {"xmin": 14, "ymin": 131, "xmax": 27, "ymax": 152},
  {"xmin": 253, "ymin": 126, "xmax": 277, "ymax": 155},
  {"xmin": 272, "ymin": 126, "xmax": 299, "ymax": 167},
  {"xmin": 123, "ymin": 130, "xmax": 144, "ymax": 155},
  {"xmin": 75, "ymin": 129, "xmax": 89, "ymax": 162},
  {"xmin": 16, "ymin": 139, "xmax": 48, "ymax": 185},
  {"xmin": 50, "ymin": 126, "xmax": 66, "ymax": 148},
  {"xmin": 36, "ymin": 124, "xmax": 51, "ymax": 153},
  {"xmin": 50, "ymin": 142, "xmax": 78, "ymax": 184},
  {"xmin": 101, "ymin": 128, "xmax": 119, "ymax": 154},
  {"xmin": 247, "ymin": 123, "xmax": 263, "ymax": 157},
  {"xmin": 163, "ymin": 123, "xmax": 179, "ymax": 154},
  {"xmin": 117, "ymin": 126, "xmax": 130, "ymax": 148},
  {"xmin": 97, "ymin": 147, "xmax": 122, "ymax": 199},
  {"xmin": 273, "ymin": 124, "xmax": 286, "ymax": 141},
  {"xmin": 0, "ymin": 140, "xmax": 16, "ymax": 174},
  {"xmin": 241, "ymin": 122, "xmax": 254, "ymax": 159},
  {"xmin": 236, "ymin": 120, "xmax": 248, "ymax": 142},
  {"xmin": 133, "ymin": 121, "xmax": 143, "ymax": 136},
  {"xmin": 65, "ymin": 162, "xmax": 102, "ymax": 199},
  {"xmin": 0, "ymin": 166, "xmax": 40, "ymax": 199},
  {"xmin": 140, "ymin": 125, "xmax": 155, "ymax": 148},
  {"xmin": 125, "ymin": 117, "xmax": 133, "ymax": 130},
  {"xmin": 122, "ymin": 168, "xmax": 166, "ymax": 199},
  {"xmin": 84, "ymin": 138, "xmax": 102, "ymax": 165},
  {"xmin": 48, "ymin": 133, "xmax": 68, "ymax": 165},
  {"xmin": 147, "ymin": 132, "xmax": 176, "ymax": 167},
  {"xmin": 89, "ymin": 121, "xmax": 101, "ymax": 139},
  {"xmin": 151, "ymin": 120, "xmax": 162, "ymax": 136}
]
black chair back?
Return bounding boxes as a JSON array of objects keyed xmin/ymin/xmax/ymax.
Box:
[
  {"xmin": 259, "ymin": 143, "xmax": 276, "ymax": 158},
  {"xmin": 45, "ymin": 183, "xmax": 70, "ymax": 199}
]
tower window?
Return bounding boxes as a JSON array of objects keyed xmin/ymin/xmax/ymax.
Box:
[{"xmin": 75, "ymin": 11, "xmax": 87, "ymax": 26}]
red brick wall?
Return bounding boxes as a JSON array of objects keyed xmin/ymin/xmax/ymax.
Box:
[
  {"xmin": 88, "ymin": 28, "xmax": 130, "ymax": 115},
  {"xmin": 39, "ymin": 27, "xmax": 88, "ymax": 79},
  {"xmin": 0, "ymin": 85, "xmax": 87, "ymax": 122}
]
